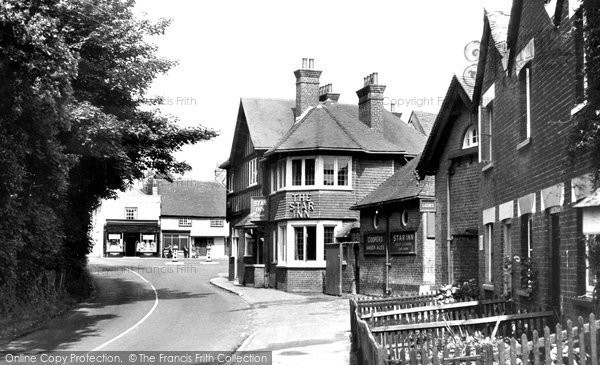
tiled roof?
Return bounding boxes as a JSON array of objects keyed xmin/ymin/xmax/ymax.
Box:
[
  {"xmin": 158, "ymin": 180, "xmax": 225, "ymax": 217},
  {"xmin": 241, "ymin": 98, "xmax": 295, "ymax": 150},
  {"xmin": 410, "ymin": 111, "xmax": 438, "ymax": 136},
  {"xmin": 352, "ymin": 157, "xmax": 434, "ymax": 208},
  {"xmin": 484, "ymin": 0, "xmax": 512, "ymax": 57},
  {"xmin": 265, "ymin": 101, "xmax": 426, "ymax": 155}
]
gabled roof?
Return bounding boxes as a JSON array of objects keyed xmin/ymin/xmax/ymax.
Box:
[
  {"xmin": 352, "ymin": 157, "xmax": 434, "ymax": 209},
  {"xmin": 408, "ymin": 111, "xmax": 438, "ymax": 136},
  {"xmin": 265, "ymin": 101, "xmax": 426, "ymax": 156},
  {"xmin": 416, "ymin": 76, "xmax": 473, "ymax": 178},
  {"xmin": 240, "ymin": 98, "xmax": 295, "ymax": 150},
  {"xmin": 484, "ymin": 0, "xmax": 513, "ymax": 57},
  {"xmin": 158, "ymin": 180, "xmax": 225, "ymax": 217}
]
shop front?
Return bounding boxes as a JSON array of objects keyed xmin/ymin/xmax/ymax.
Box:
[{"xmin": 104, "ymin": 220, "xmax": 160, "ymax": 257}]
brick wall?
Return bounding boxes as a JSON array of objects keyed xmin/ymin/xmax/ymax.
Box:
[{"xmin": 275, "ymin": 267, "xmax": 324, "ymax": 293}]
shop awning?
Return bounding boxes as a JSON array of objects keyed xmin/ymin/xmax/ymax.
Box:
[{"xmin": 105, "ymin": 220, "xmax": 160, "ymax": 233}]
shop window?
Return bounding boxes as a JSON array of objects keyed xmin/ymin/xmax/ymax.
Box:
[
  {"xmin": 210, "ymin": 219, "xmax": 224, "ymax": 227},
  {"xmin": 179, "ymin": 217, "xmax": 192, "ymax": 227},
  {"xmin": 164, "ymin": 233, "xmax": 189, "ymax": 251},
  {"xmin": 125, "ymin": 207, "xmax": 137, "ymax": 220},
  {"xmin": 485, "ymin": 223, "xmax": 493, "ymax": 284},
  {"xmin": 294, "ymin": 226, "xmax": 316, "ymax": 261},
  {"xmin": 462, "ymin": 125, "xmax": 478, "ymax": 149}
]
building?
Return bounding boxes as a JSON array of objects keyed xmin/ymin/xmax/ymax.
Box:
[
  {"xmin": 407, "ymin": 111, "xmax": 437, "ymax": 136},
  {"xmin": 419, "ymin": 0, "xmax": 596, "ymax": 321},
  {"xmin": 222, "ymin": 59, "xmax": 426, "ymax": 292},
  {"xmin": 351, "ymin": 157, "xmax": 436, "ymax": 295},
  {"xmin": 416, "ymin": 75, "xmax": 477, "ymax": 286},
  {"xmin": 90, "ymin": 182, "xmax": 161, "ymax": 257},
  {"xmin": 158, "ymin": 179, "xmax": 228, "ymax": 259},
  {"xmin": 90, "ymin": 179, "xmax": 228, "ymax": 259}
]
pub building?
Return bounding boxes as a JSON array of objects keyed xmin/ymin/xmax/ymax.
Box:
[
  {"xmin": 351, "ymin": 157, "xmax": 437, "ymax": 295},
  {"xmin": 221, "ymin": 59, "xmax": 426, "ymax": 293}
]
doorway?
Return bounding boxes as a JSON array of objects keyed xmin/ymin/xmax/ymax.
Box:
[{"xmin": 124, "ymin": 233, "xmax": 139, "ymax": 256}]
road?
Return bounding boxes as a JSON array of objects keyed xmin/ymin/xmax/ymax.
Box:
[{"xmin": 0, "ymin": 258, "xmax": 252, "ymax": 353}]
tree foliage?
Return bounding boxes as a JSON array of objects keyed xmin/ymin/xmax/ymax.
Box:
[{"xmin": 0, "ymin": 0, "xmax": 217, "ymax": 317}]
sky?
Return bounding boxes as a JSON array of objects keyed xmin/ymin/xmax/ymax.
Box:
[{"xmin": 134, "ymin": 0, "xmax": 486, "ymax": 181}]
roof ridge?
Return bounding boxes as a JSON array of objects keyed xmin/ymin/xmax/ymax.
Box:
[{"xmin": 322, "ymin": 105, "xmax": 367, "ymax": 151}]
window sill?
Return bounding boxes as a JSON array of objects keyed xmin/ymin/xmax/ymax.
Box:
[
  {"xmin": 571, "ymin": 101, "xmax": 587, "ymax": 116},
  {"xmin": 276, "ymin": 262, "xmax": 326, "ymax": 269},
  {"xmin": 516, "ymin": 138, "xmax": 531, "ymax": 151},
  {"xmin": 482, "ymin": 162, "xmax": 495, "ymax": 172},
  {"xmin": 571, "ymin": 295, "xmax": 594, "ymax": 309},
  {"xmin": 482, "ymin": 283, "xmax": 495, "ymax": 291},
  {"xmin": 274, "ymin": 186, "xmax": 353, "ymax": 193}
]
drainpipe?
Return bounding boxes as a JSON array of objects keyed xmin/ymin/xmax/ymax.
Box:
[
  {"xmin": 385, "ymin": 210, "xmax": 391, "ymax": 296},
  {"xmin": 446, "ymin": 167, "xmax": 453, "ymax": 284}
]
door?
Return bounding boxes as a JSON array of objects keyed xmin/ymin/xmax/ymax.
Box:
[
  {"xmin": 549, "ymin": 212, "xmax": 561, "ymax": 315},
  {"xmin": 325, "ymin": 243, "xmax": 342, "ymax": 296},
  {"xmin": 124, "ymin": 233, "xmax": 138, "ymax": 256},
  {"xmin": 195, "ymin": 237, "xmax": 208, "ymax": 256}
]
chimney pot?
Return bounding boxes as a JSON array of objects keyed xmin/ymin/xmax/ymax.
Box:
[
  {"xmin": 294, "ymin": 58, "xmax": 322, "ymax": 118},
  {"xmin": 302, "ymin": 58, "xmax": 307, "ymax": 68}
]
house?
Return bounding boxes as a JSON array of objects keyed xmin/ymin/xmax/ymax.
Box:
[
  {"xmin": 157, "ymin": 179, "xmax": 228, "ymax": 259},
  {"xmin": 351, "ymin": 156, "xmax": 436, "ymax": 295},
  {"xmin": 419, "ymin": 0, "xmax": 596, "ymax": 321},
  {"xmin": 90, "ymin": 179, "xmax": 228, "ymax": 259},
  {"xmin": 90, "ymin": 181, "xmax": 161, "ymax": 257},
  {"xmin": 222, "ymin": 59, "xmax": 426, "ymax": 292},
  {"xmin": 416, "ymin": 75, "xmax": 477, "ymax": 287},
  {"xmin": 407, "ymin": 111, "xmax": 437, "ymax": 136}
]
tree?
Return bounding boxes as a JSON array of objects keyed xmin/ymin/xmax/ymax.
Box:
[{"xmin": 0, "ymin": 0, "xmax": 216, "ymax": 317}]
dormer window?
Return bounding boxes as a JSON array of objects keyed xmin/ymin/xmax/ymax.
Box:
[{"xmin": 462, "ymin": 125, "xmax": 478, "ymax": 149}]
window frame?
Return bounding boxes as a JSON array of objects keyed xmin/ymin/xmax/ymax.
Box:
[
  {"xmin": 248, "ymin": 158, "xmax": 258, "ymax": 187},
  {"xmin": 462, "ymin": 125, "xmax": 479, "ymax": 149},
  {"xmin": 178, "ymin": 217, "xmax": 192, "ymax": 227},
  {"xmin": 323, "ymin": 226, "xmax": 336, "ymax": 260},
  {"xmin": 272, "ymin": 156, "xmax": 353, "ymax": 192},
  {"xmin": 210, "ymin": 218, "xmax": 224, "ymax": 227},
  {"xmin": 485, "ymin": 223, "xmax": 493, "ymax": 284},
  {"xmin": 125, "ymin": 207, "xmax": 138, "ymax": 220}
]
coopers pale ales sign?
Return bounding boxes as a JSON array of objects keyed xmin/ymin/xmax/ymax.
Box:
[{"xmin": 364, "ymin": 233, "xmax": 386, "ymax": 255}]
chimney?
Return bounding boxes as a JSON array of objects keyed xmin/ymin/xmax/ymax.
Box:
[
  {"xmin": 356, "ymin": 72, "xmax": 386, "ymax": 133},
  {"xmin": 294, "ymin": 58, "xmax": 322, "ymax": 118},
  {"xmin": 152, "ymin": 180, "xmax": 158, "ymax": 195},
  {"xmin": 319, "ymin": 84, "xmax": 340, "ymax": 102}
]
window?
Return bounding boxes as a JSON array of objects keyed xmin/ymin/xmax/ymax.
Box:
[
  {"xmin": 276, "ymin": 159, "xmax": 286, "ymax": 190},
  {"xmin": 485, "ymin": 224, "xmax": 493, "ymax": 284},
  {"xmin": 521, "ymin": 214, "xmax": 533, "ymax": 259},
  {"xmin": 484, "ymin": 103, "xmax": 493, "ymax": 161},
  {"xmin": 585, "ymin": 235, "xmax": 597, "ymax": 294},
  {"xmin": 294, "ymin": 226, "xmax": 316, "ymax": 261},
  {"xmin": 305, "ymin": 159, "xmax": 315, "ymax": 185},
  {"xmin": 292, "ymin": 160, "xmax": 302, "ymax": 186},
  {"xmin": 323, "ymin": 157, "xmax": 335, "ymax": 186},
  {"xmin": 248, "ymin": 158, "xmax": 257, "ymax": 186},
  {"xmin": 125, "ymin": 207, "xmax": 137, "ymax": 220},
  {"xmin": 291, "ymin": 158, "xmax": 315, "ymax": 186},
  {"xmin": 322, "ymin": 156, "xmax": 349, "ymax": 187},
  {"xmin": 462, "ymin": 125, "xmax": 478, "ymax": 148},
  {"xmin": 278, "ymin": 225, "xmax": 287, "ymax": 263},
  {"xmin": 520, "ymin": 64, "xmax": 532, "ymax": 140},
  {"xmin": 179, "ymin": 217, "xmax": 192, "ymax": 227},
  {"xmin": 163, "ymin": 233, "xmax": 189, "ymax": 251},
  {"xmin": 272, "ymin": 229, "xmax": 277, "ymax": 263},
  {"xmin": 324, "ymin": 226, "xmax": 335, "ymax": 260},
  {"xmin": 227, "ymin": 171, "xmax": 235, "ymax": 192},
  {"xmin": 575, "ymin": 10, "xmax": 588, "ymax": 103},
  {"xmin": 503, "ymin": 222, "xmax": 512, "ymax": 296},
  {"xmin": 210, "ymin": 219, "xmax": 224, "ymax": 227},
  {"xmin": 401, "ymin": 210, "xmax": 409, "ymax": 227}
]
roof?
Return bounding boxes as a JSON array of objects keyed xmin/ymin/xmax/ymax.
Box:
[
  {"xmin": 265, "ymin": 101, "xmax": 426, "ymax": 156},
  {"xmin": 575, "ymin": 188, "xmax": 600, "ymax": 208},
  {"xmin": 484, "ymin": 0, "xmax": 512, "ymax": 57},
  {"xmin": 241, "ymin": 98, "xmax": 295, "ymax": 150},
  {"xmin": 416, "ymin": 75, "xmax": 474, "ymax": 178},
  {"xmin": 352, "ymin": 157, "xmax": 434, "ymax": 209},
  {"xmin": 409, "ymin": 111, "xmax": 438, "ymax": 136},
  {"xmin": 158, "ymin": 180, "xmax": 226, "ymax": 217}
]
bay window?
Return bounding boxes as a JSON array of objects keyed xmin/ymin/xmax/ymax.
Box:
[{"xmin": 272, "ymin": 156, "xmax": 352, "ymax": 191}]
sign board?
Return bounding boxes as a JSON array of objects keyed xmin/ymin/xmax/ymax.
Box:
[
  {"xmin": 364, "ymin": 233, "xmax": 386, "ymax": 255},
  {"xmin": 250, "ymin": 196, "xmax": 268, "ymax": 221},
  {"xmin": 420, "ymin": 199, "xmax": 436, "ymax": 213},
  {"xmin": 390, "ymin": 231, "xmax": 416, "ymax": 255},
  {"xmin": 289, "ymin": 193, "xmax": 315, "ymax": 218}
]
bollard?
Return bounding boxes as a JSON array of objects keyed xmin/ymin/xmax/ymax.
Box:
[{"xmin": 206, "ymin": 245, "xmax": 212, "ymax": 262}]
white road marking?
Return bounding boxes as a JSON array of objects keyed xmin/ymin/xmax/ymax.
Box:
[{"xmin": 91, "ymin": 269, "xmax": 159, "ymax": 351}]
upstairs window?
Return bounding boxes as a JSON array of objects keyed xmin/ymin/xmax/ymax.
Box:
[
  {"xmin": 462, "ymin": 125, "xmax": 478, "ymax": 149},
  {"xmin": 485, "ymin": 223, "xmax": 493, "ymax": 284},
  {"xmin": 323, "ymin": 157, "xmax": 349, "ymax": 186},
  {"xmin": 178, "ymin": 217, "xmax": 192, "ymax": 227},
  {"xmin": 519, "ymin": 64, "xmax": 532, "ymax": 141},
  {"xmin": 291, "ymin": 158, "xmax": 315, "ymax": 186},
  {"xmin": 277, "ymin": 159, "xmax": 286, "ymax": 190},
  {"xmin": 210, "ymin": 218, "xmax": 224, "ymax": 227},
  {"xmin": 125, "ymin": 207, "xmax": 137, "ymax": 220},
  {"xmin": 248, "ymin": 158, "xmax": 258, "ymax": 186}
]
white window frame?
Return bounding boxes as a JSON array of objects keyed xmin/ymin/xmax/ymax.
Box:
[
  {"xmin": 178, "ymin": 217, "xmax": 192, "ymax": 227},
  {"xmin": 585, "ymin": 235, "xmax": 596, "ymax": 295},
  {"xmin": 277, "ymin": 224, "xmax": 287, "ymax": 263},
  {"xmin": 272, "ymin": 229, "xmax": 277, "ymax": 263},
  {"xmin": 125, "ymin": 207, "xmax": 137, "ymax": 220},
  {"xmin": 485, "ymin": 223, "xmax": 493, "ymax": 284},
  {"xmin": 210, "ymin": 218, "xmax": 224, "ymax": 227},
  {"xmin": 462, "ymin": 125, "xmax": 478, "ymax": 149},
  {"xmin": 273, "ymin": 156, "xmax": 353, "ymax": 192},
  {"xmin": 323, "ymin": 225, "xmax": 336, "ymax": 260},
  {"xmin": 486, "ymin": 103, "xmax": 493, "ymax": 161},
  {"xmin": 248, "ymin": 158, "xmax": 258, "ymax": 187},
  {"xmin": 522, "ymin": 65, "xmax": 532, "ymax": 140}
]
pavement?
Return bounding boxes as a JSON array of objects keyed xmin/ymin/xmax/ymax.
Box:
[{"xmin": 210, "ymin": 274, "xmax": 354, "ymax": 365}]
